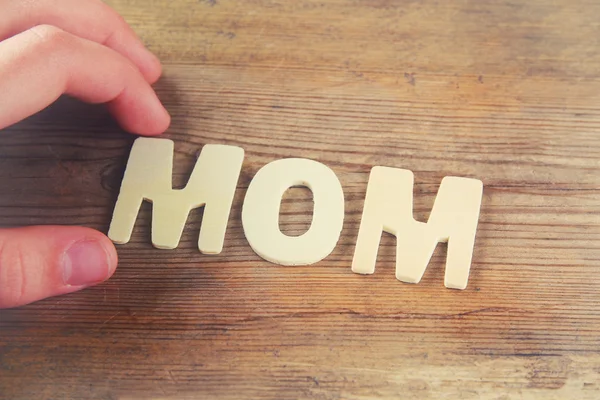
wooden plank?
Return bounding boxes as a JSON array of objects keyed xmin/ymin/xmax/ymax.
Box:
[{"xmin": 1, "ymin": 0, "xmax": 600, "ymax": 398}]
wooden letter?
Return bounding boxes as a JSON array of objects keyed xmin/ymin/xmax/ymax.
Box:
[
  {"xmin": 108, "ymin": 138, "xmax": 244, "ymax": 253},
  {"xmin": 351, "ymin": 167, "xmax": 483, "ymax": 289},
  {"xmin": 242, "ymin": 158, "xmax": 345, "ymax": 266}
]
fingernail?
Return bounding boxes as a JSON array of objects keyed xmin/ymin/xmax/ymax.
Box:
[
  {"xmin": 146, "ymin": 49, "xmax": 161, "ymax": 67},
  {"xmin": 141, "ymin": 49, "xmax": 162, "ymax": 83},
  {"xmin": 63, "ymin": 240, "xmax": 111, "ymax": 286}
]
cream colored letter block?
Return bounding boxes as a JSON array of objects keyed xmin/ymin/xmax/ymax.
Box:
[
  {"xmin": 242, "ymin": 158, "xmax": 345, "ymax": 266},
  {"xmin": 351, "ymin": 167, "xmax": 483, "ymax": 290},
  {"xmin": 108, "ymin": 138, "xmax": 244, "ymax": 253}
]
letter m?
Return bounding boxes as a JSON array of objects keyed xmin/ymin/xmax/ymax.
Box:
[
  {"xmin": 351, "ymin": 167, "xmax": 483, "ymax": 290},
  {"xmin": 108, "ymin": 138, "xmax": 244, "ymax": 253}
]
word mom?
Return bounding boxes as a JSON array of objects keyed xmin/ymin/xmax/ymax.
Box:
[{"xmin": 108, "ymin": 138, "xmax": 483, "ymax": 290}]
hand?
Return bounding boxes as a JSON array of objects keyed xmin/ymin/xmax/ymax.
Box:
[{"xmin": 0, "ymin": 0, "xmax": 171, "ymax": 308}]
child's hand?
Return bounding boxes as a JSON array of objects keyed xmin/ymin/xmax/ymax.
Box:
[{"xmin": 0, "ymin": 0, "xmax": 171, "ymax": 309}]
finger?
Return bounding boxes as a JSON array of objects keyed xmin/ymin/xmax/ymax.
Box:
[
  {"xmin": 0, "ymin": 25, "xmax": 171, "ymax": 136},
  {"xmin": 0, "ymin": 0, "xmax": 161, "ymax": 83},
  {"xmin": 0, "ymin": 226, "xmax": 118, "ymax": 309}
]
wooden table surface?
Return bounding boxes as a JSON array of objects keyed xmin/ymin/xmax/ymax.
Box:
[{"xmin": 2, "ymin": 0, "xmax": 600, "ymax": 398}]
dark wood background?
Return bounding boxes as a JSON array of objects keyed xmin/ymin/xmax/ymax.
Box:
[{"xmin": 2, "ymin": 0, "xmax": 600, "ymax": 398}]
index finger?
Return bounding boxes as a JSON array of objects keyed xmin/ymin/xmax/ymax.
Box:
[
  {"xmin": 0, "ymin": 0, "xmax": 162, "ymax": 83},
  {"xmin": 0, "ymin": 26, "xmax": 170, "ymax": 135}
]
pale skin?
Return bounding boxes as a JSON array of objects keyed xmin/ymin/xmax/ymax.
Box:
[{"xmin": 0, "ymin": 0, "xmax": 171, "ymax": 309}]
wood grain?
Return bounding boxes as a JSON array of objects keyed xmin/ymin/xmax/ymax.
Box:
[{"xmin": 2, "ymin": 0, "xmax": 600, "ymax": 398}]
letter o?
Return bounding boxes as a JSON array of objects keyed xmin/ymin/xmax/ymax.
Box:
[{"xmin": 242, "ymin": 158, "xmax": 345, "ymax": 266}]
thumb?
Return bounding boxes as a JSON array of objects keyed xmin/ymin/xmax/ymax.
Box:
[{"xmin": 0, "ymin": 226, "xmax": 118, "ymax": 309}]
